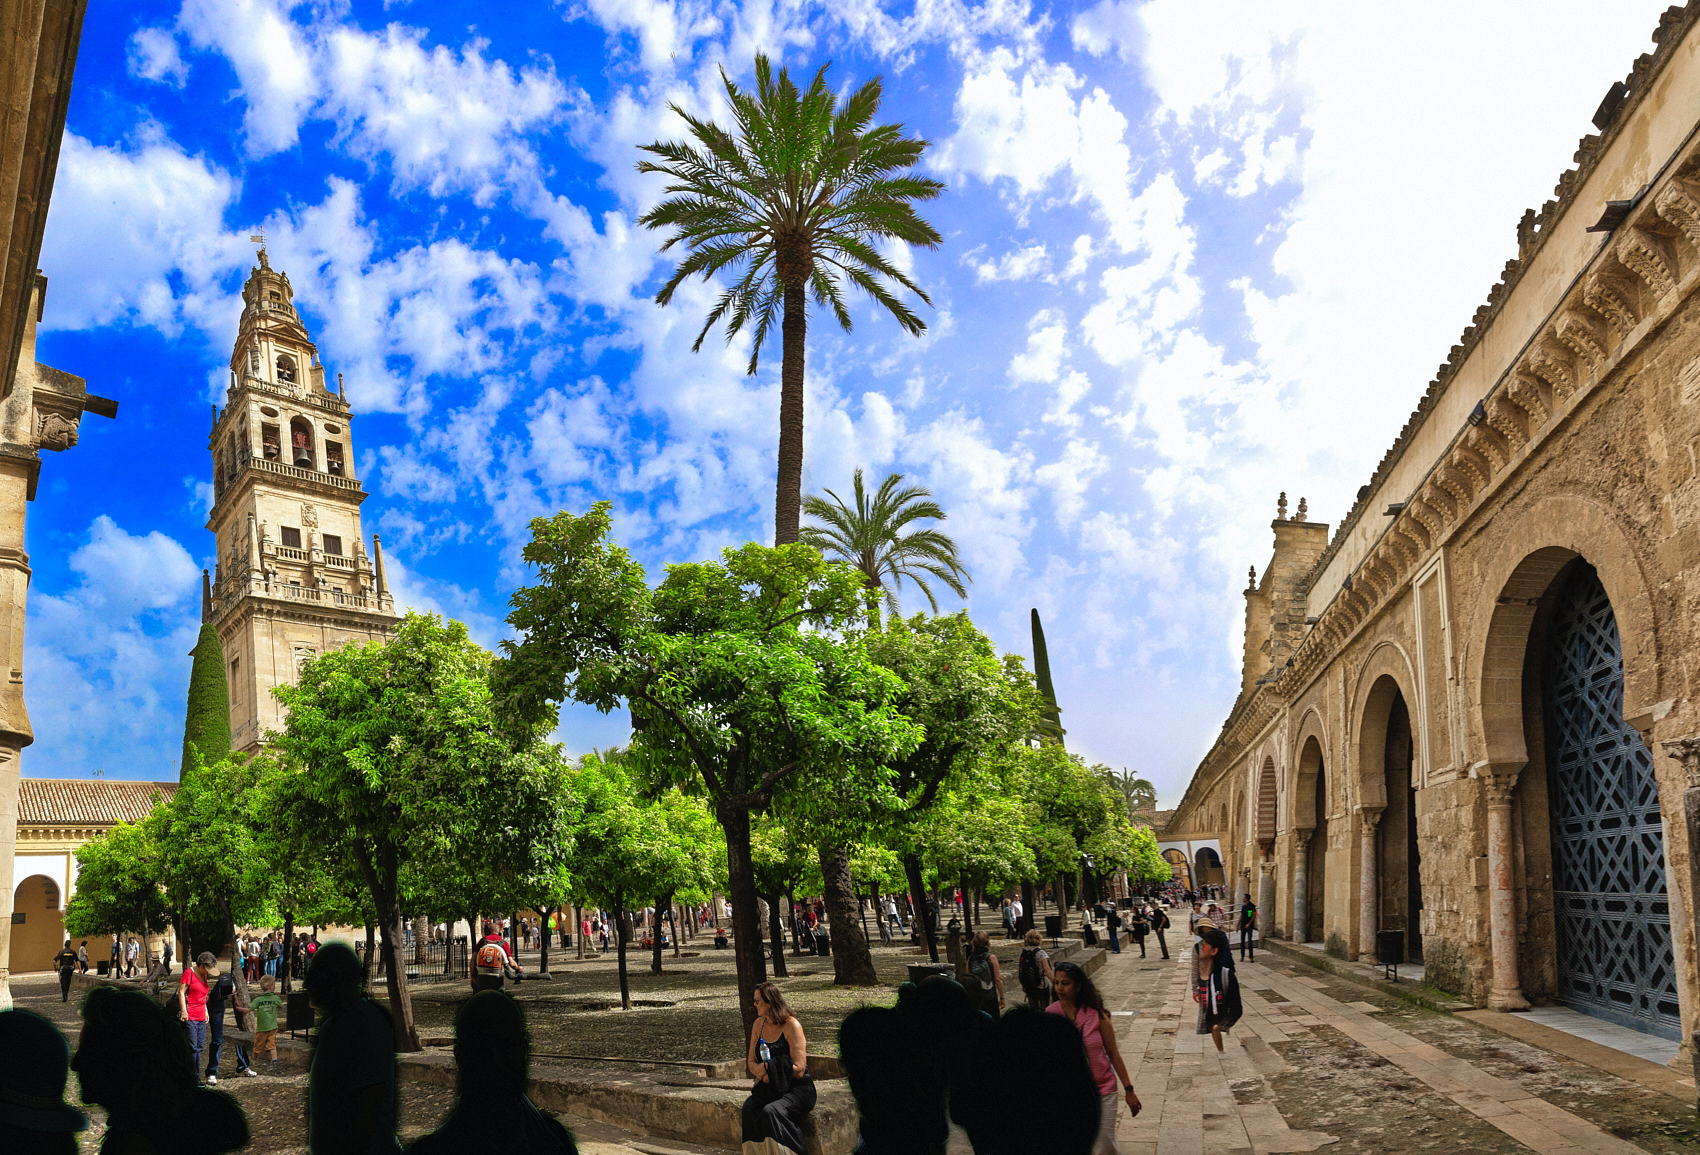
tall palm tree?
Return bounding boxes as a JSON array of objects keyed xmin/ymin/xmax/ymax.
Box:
[
  {"xmin": 638, "ymin": 55, "xmax": 943, "ymax": 546},
  {"xmin": 801, "ymin": 468, "xmax": 970, "ymax": 620}
]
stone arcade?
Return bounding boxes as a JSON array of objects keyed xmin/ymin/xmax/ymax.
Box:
[{"xmin": 1163, "ymin": 3, "xmax": 1700, "ymax": 1060}]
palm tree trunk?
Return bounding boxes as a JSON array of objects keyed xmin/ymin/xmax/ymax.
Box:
[
  {"xmin": 818, "ymin": 845, "xmax": 877, "ymax": 984},
  {"xmin": 775, "ymin": 276, "xmax": 807, "ymax": 544}
]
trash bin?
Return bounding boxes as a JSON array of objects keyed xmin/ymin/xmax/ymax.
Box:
[
  {"xmin": 814, "ymin": 930, "xmax": 833, "ymax": 957},
  {"xmin": 1044, "ymin": 915, "xmax": 1063, "ymax": 940},
  {"xmin": 96, "ymin": 960, "xmax": 110, "ymax": 976},
  {"xmin": 286, "ymin": 991, "xmax": 315, "ymax": 1036},
  {"xmin": 907, "ymin": 963, "xmax": 954, "ymax": 985},
  {"xmin": 1376, "ymin": 929, "xmax": 1405, "ymax": 965}
]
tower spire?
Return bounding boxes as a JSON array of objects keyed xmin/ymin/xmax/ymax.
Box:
[{"xmin": 202, "ymin": 569, "xmax": 212, "ymax": 620}]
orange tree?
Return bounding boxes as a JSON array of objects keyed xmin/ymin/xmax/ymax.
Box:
[{"xmin": 496, "ymin": 503, "xmax": 920, "ymax": 1034}]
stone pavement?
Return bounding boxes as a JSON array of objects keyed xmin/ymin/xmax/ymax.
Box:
[{"xmin": 1087, "ymin": 944, "xmax": 1693, "ymax": 1155}]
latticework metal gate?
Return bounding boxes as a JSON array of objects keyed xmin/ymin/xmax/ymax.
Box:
[{"xmin": 1542, "ymin": 565, "xmax": 1680, "ymax": 1040}]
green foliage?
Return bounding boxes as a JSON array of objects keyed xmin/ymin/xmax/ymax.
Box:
[
  {"xmin": 800, "ymin": 469, "xmax": 970, "ymax": 619},
  {"xmin": 181, "ymin": 622, "xmax": 232, "ymax": 778},
  {"xmin": 750, "ymin": 820, "xmax": 820, "ymax": 898},
  {"xmin": 64, "ymin": 814, "xmax": 172, "ymax": 939},
  {"xmin": 1109, "ymin": 769, "xmax": 1158, "ymax": 818},
  {"xmin": 637, "ymin": 54, "xmax": 942, "ymax": 374},
  {"xmin": 498, "ymin": 504, "xmax": 921, "ymax": 1029},
  {"xmin": 273, "ymin": 611, "xmax": 569, "ymax": 1049},
  {"xmin": 566, "ymin": 751, "xmax": 722, "ymax": 912}
]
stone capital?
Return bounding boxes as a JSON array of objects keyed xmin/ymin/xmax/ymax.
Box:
[
  {"xmin": 1293, "ymin": 828, "xmax": 1313, "ymax": 851},
  {"xmin": 1472, "ymin": 760, "xmax": 1524, "ymax": 808},
  {"xmin": 1661, "ymin": 737, "xmax": 1700, "ymax": 789},
  {"xmin": 1356, "ymin": 804, "xmax": 1384, "ymax": 828}
]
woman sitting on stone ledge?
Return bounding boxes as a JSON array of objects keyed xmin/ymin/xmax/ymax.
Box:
[{"xmin": 741, "ymin": 982, "xmax": 815, "ymax": 1155}]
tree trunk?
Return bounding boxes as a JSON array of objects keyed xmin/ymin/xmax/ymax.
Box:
[
  {"xmin": 904, "ymin": 853, "xmax": 939, "ymax": 964},
  {"xmin": 614, "ymin": 889, "xmax": 631, "ymax": 1010},
  {"xmin": 355, "ymin": 840, "xmax": 420, "ymax": 1052},
  {"xmin": 651, "ymin": 890, "xmax": 674, "ymax": 975},
  {"xmin": 786, "ymin": 888, "xmax": 804, "ymax": 955},
  {"xmin": 670, "ymin": 904, "xmax": 681, "ymax": 959},
  {"xmin": 774, "ymin": 275, "xmax": 807, "ymax": 544},
  {"xmin": 1055, "ymin": 873, "xmax": 1070, "ymax": 930},
  {"xmin": 720, "ymin": 805, "xmax": 767, "ymax": 1037},
  {"xmin": 538, "ymin": 905, "xmax": 554, "ymax": 976},
  {"xmin": 819, "ymin": 844, "xmax": 877, "ymax": 984},
  {"xmin": 576, "ymin": 905, "xmax": 585, "ymax": 959},
  {"xmin": 282, "ymin": 911, "xmax": 294, "ymax": 994},
  {"xmin": 413, "ymin": 915, "xmax": 430, "ymax": 965},
  {"xmin": 364, "ymin": 921, "xmax": 376, "ymax": 985},
  {"xmin": 760, "ymin": 891, "xmax": 789, "ymax": 978},
  {"xmin": 1020, "ymin": 880, "xmax": 1037, "ymax": 935}
]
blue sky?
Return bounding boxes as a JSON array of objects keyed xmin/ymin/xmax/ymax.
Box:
[{"xmin": 24, "ymin": 0, "xmax": 1674, "ymax": 798}]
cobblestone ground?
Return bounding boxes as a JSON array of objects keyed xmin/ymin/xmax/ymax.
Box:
[
  {"xmin": 18, "ymin": 921, "xmax": 1700, "ymax": 1154},
  {"xmin": 1094, "ymin": 946, "xmax": 1700, "ymax": 1155}
]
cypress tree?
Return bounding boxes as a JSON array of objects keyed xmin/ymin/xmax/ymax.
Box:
[
  {"xmin": 1030, "ymin": 607, "xmax": 1064, "ymax": 747},
  {"xmin": 182, "ymin": 570, "xmax": 232, "ymax": 779}
]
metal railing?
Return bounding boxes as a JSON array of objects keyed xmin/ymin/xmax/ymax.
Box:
[{"xmin": 356, "ymin": 938, "xmax": 469, "ymax": 987}]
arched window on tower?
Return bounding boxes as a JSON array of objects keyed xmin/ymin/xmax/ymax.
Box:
[
  {"xmin": 290, "ymin": 418, "xmax": 315, "ymax": 469},
  {"xmin": 277, "ymin": 354, "xmax": 297, "ymax": 383},
  {"xmin": 261, "ymin": 423, "xmax": 280, "ymax": 460}
]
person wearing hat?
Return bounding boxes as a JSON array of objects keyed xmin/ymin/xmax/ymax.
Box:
[
  {"xmin": 0, "ymin": 1008, "xmax": 88, "ymax": 1154},
  {"xmin": 51, "ymin": 940, "xmax": 77, "ymax": 1002}
]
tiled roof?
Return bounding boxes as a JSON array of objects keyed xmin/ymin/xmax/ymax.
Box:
[{"xmin": 17, "ymin": 778, "xmax": 176, "ymax": 826}]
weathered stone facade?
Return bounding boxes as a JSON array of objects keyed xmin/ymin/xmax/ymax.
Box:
[{"xmin": 1166, "ymin": 3, "xmax": 1700, "ymax": 1059}]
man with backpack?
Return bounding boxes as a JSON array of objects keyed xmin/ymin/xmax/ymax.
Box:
[
  {"xmin": 472, "ymin": 922, "xmax": 521, "ymax": 992},
  {"xmin": 1104, "ymin": 904, "xmax": 1123, "ymax": 954},
  {"xmin": 1149, "ymin": 904, "xmax": 1171, "ymax": 960},
  {"xmin": 1016, "ymin": 929, "xmax": 1055, "ymax": 1010}
]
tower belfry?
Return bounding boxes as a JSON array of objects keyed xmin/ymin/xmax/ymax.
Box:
[{"xmin": 207, "ymin": 250, "xmax": 398, "ymax": 752}]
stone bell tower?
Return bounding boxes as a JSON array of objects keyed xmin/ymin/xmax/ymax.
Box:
[{"xmin": 206, "ymin": 248, "xmax": 399, "ymax": 752}]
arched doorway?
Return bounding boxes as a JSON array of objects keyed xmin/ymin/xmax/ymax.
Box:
[
  {"xmin": 1296, "ymin": 735, "xmax": 1328, "ymax": 943},
  {"xmin": 1195, "ymin": 847, "xmax": 1223, "ymax": 888},
  {"xmin": 1359, "ymin": 673, "xmax": 1423, "ymax": 963},
  {"xmin": 1162, "ymin": 849, "xmax": 1191, "ymax": 891},
  {"xmin": 12, "ymin": 874, "xmax": 63, "ymax": 971},
  {"xmin": 1542, "ymin": 563, "xmax": 1678, "ymax": 1038}
]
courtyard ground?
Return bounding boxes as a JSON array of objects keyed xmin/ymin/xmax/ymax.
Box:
[{"xmin": 14, "ymin": 917, "xmax": 1700, "ymax": 1154}]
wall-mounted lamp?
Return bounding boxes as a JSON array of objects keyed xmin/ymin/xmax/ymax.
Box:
[
  {"xmin": 1467, "ymin": 401, "xmax": 1486, "ymax": 427},
  {"xmin": 1305, "ymin": 615, "xmax": 1320, "ymax": 625},
  {"xmin": 1342, "ymin": 573, "xmax": 1354, "ymax": 592},
  {"xmin": 1384, "ymin": 502, "xmax": 1406, "ymax": 515}
]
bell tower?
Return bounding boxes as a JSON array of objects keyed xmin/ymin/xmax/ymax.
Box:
[{"xmin": 207, "ymin": 247, "xmax": 399, "ymax": 752}]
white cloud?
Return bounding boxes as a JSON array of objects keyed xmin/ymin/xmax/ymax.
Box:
[
  {"xmin": 178, "ymin": 0, "xmax": 317, "ymax": 157},
  {"xmin": 25, "ymin": 518, "xmax": 200, "ymax": 779},
  {"xmin": 971, "ymin": 242, "xmax": 1048, "ymax": 283},
  {"xmin": 129, "ymin": 27, "xmax": 189, "ymax": 86}
]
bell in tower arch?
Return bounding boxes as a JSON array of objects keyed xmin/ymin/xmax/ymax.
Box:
[{"xmin": 292, "ymin": 428, "xmax": 312, "ymax": 468}]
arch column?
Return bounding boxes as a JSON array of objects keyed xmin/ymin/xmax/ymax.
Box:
[
  {"xmin": 1481, "ymin": 764, "xmax": 1530, "ymax": 1010},
  {"xmin": 1357, "ymin": 805, "xmax": 1383, "ymax": 960},
  {"xmin": 1293, "ymin": 830, "xmax": 1313, "ymax": 943}
]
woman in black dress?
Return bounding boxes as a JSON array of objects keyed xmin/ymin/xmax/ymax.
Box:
[{"xmin": 741, "ymin": 982, "xmax": 816, "ymax": 1155}]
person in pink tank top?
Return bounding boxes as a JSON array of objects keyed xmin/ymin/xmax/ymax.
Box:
[{"xmin": 1048, "ymin": 960, "xmax": 1139, "ymax": 1155}]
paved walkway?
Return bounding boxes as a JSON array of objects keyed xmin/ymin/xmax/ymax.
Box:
[{"xmin": 1094, "ymin": 948, "xmax": 1661, "ymax": 1155}]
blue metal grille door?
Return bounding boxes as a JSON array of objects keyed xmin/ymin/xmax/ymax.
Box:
[{"xmin": 1542, "ymin": 564, "xmax": 1679, "ymax": 1040}]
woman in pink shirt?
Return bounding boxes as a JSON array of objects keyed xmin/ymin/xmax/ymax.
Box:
[{"xmin": 1049, "ymin": 960, "xmax": 1140, "ymax": 1155}]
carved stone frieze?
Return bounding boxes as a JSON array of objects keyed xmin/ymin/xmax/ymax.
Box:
[
  {"xmin": 1486, "ymin": 396, "xmax": 1529, "ymax": 449},
  {"xmin": 1407, "ymin": 498, "xmax": 1446, "ymax": 542},
  {"xmin": 1555, "ymin": 310, "xmax": 1608, "ymax": 372},
  {"xmin": 1435, "ymin": 464, "xmax": 1475, "ymax": 511},
  {"xmin": 1450, "ymin": 443, "xmax": 1492, "ymax": 491},
  {"xmin": 1617, "ymin": 226, "xmax": 1678, "ymax": 297},
  {"xmin": 1465, "ymin": 425, "xmax": 1510, "ymax": 473},
  {"xmin": 1654, "ymin": 177, "xmax": 1700, "ymax": 247},
  {"xmin": 1583, "ymin": 272, "xmax": 1641, "ymax": 337},
  {"xmin": 34, "ymin": 411, "xmax": 78, "ymax": 451},
  {"xmin": 1504, "ymin": 375, "xmax": 1550, "ymax": 428},
  {"xmin": 1525, "ymin": 344, "xmax": 1577, "ymax": 400},
  {"xmin": 1661, "ymin": 738, "xmax": 1700, "ymax": 789}
]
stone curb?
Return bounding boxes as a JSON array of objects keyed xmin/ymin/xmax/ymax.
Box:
[{"xmin": 1257, "ymin": 937, "xmax": 1475, "ymax": 1014}]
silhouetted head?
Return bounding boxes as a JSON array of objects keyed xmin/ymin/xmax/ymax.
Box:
[
  {"xmin": 304, "ymin": 942, "xmax": 363, "ymax": 1012},
  {"xmin": 1050, "ymin": 962, "xmax": 1104, "ymax": 1015},
  {"xmin": 1023, "ymin": 929, "xmax": 1044, "ymax": 947},
  {"xmin": 0, "ymin": 1008, "xmax": 87, "ymax": 1151},
  {"xmin": 453, "ymin": 991, "xmax": 530, "ymax": 1101},
  {"xmin": 909, "ymin": 974, "xmax": 977, "ymax": 1037},
  {"xmin": 961, "ymin": 1009, "xmax": 1098, "ymax": 1155},
  {"xmin": 969, "ymin": 930, "xmax": 990, "ymax": 953},
  {"xmin": 71, "ymin": 986, "xmax": 195, "ymax": 1127}
]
